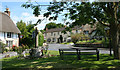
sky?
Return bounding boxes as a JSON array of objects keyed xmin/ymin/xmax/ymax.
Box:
[{"xmin": 1, "ymin": 1, "xmax": 66, "ymax": 30}]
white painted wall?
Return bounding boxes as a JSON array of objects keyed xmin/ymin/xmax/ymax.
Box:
[{"xmin": 0, "ymin": 32, "xmax": 19, "ymax": 47}]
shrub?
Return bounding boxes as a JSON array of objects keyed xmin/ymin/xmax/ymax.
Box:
[
  {"xmin": 21, "ymin": 44, "xmax": 29, "ymax": 51},
  {"xmin": 17, "ymin": 46, "xmax": 23, "ymax": 55},
  {"xmin": 4, "ymin": 48, "xmax": 8, "ymax": 52},
  {"xmin": 12, "ymin": 45, "xmax": 18, "ymax": 52},
  {"xmin": 71, "ymin": 33, "xmax": 88, "ymax": 44},
  {"xmin": 43, "ymin": 44, "xmax": 49, "ymax": 55},
  {"xmin": 38, "ymin": 32, "xmax": 44, "ymax": 46},
  {"xmin": 71, "ymin": 34, "xmax": 80, "ymax": 44}
]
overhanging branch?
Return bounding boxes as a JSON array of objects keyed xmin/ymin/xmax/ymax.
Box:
[{"xmin": 95, "ymin": 16, "xmax": 110, "ymax": 27}]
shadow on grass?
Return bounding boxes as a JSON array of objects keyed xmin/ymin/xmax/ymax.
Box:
[{"xmin": 1, "ymin": 54, "xmax": 120, "ymax": 70}]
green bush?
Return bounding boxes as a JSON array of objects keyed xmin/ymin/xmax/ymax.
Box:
[
  {"xmin": 12, "ymin": 46, "xmax": 18, "ymax": 52},
  {"xmin": 21, "ymin": 44, "xmax": 29, "ymax": 51},
  {"xmin": 4, "ymin": 48, "xmax": 8, "ymax": 52},
  {"xmin": 38, "ymin": 32, "xmax": 44, "ymax": 46},
  {"xmin": 71, "ymin": 33, "xmax": 88, "ymax": 44},
  {"xmin": 17, "ymin": 46, "xmax": 23, "ymax": 54}
]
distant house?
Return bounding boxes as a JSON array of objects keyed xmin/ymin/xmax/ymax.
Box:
[
  {"xmin": 0, "ymin": 8, "xmax": 21, "ymax": 47},
  {"xmin": 44, "ymin": 24, "xmax": 95, "ymax": 43}
]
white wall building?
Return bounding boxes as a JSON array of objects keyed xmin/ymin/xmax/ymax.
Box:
[
  {"xmin": 0, "ymin": 8, "xmax": 21, "ymax": 47},
  {"xmin": 44, "ymin": 24, "xmax": 96, "ymax": 43}
]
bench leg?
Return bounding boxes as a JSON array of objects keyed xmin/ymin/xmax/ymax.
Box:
[
  {"xmin": 61, "ymin": 50, "xmax": 64, "ymax": 60},
  {"xmin": 59, "ymin": 49, "xmax": 63, "ymax": 60},
  {"xmin": 97, "ymin": 51, "xmax": 99, "ymax": 61},
  {"xmin": 76, "ymin": 49, "xmax": 80, "ymax": 60}
]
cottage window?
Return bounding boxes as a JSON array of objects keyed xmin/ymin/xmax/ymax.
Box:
[
  {"xmin": 53, "ymin": 38, "xmax": 56, "ymax": 42},
  {"xmin": 47, "ymin": 38, "xmax": 51, "ymax": 42},
  {"xmin": 76, "ymin": 30, "xmax": 78, "ymax": 33},
  {"xmin": 4, "ymin": 32, "xmax": 6, "ymax": 38},
  {"xmin": 84, "ymin": 31, "xmax": 89, "ymax": 34},
  {"xmin": 51, "ymin": 32, "xmax": 53, "ymax": 36},
  {"xmin": 7, "ymin": 32, "xmax": 12, "ymax": 38},
  {"xmin": 58, "ymin": 32, "xmax": 59, "ymax": 35},
  {"xmin": 6, "ymin": 40, "xmax": 13, "ymax": 47},
  {"xmin": 64, "ymin": 38, "xmax": 66, "ymax": 42}
]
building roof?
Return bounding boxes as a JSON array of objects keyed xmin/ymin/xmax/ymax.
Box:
[
  {"xmin": 0, "ymin": 12, "xmax": 21, "ymax": 33},
  {"xmin": 44, "ymin": 26, "xmax": 82, "ymax": 33},
  {"xmin": 45, "ymin": 27, "xmax": 65, "ymax": 33}
]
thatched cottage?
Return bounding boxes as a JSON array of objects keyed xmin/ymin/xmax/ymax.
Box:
[{"xmin": 0, "ymin": 8, "xmax": 21, "ymax": 47}]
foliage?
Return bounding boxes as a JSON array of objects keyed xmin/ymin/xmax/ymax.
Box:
[
  {"xmin": 71, "ymin": 33, "xmax": 89, "ymax": 44},
  {"xmin": 21, "ymin": 44, "xmax": 29, "ymax": 51},
  {"xmin": 40, "ymin": 30, "xmax": 45, "ymax": 34},
  {"xmin": 17, "ymin": 46, "xmax": 23, "ymax": 56},
  {"xmin": 38, "ymin": 32, "xmax": 44, "ymax": 46},
  {"xmin": 12, "ymin": 45, "xmax": 18, "ymax": 52},
  {"xmin": 71, "ymin": 33, "xmax": 80, "ymax": 44},
  {"xmin": 44, "ymin": 22, "xmax": 64, "ymax": 30},
  {"xmin": 4, "ymin": 48, "xmax": 9, "ymax": 52},
  {"xmin": 0, "ymin": 42, "xmax": 6, "ymax": 47},
  {"xmin": 16, "ymin": 20, "xmax": 35, "ymax": 48},
  {"xmin": 22, "ymin": 2, "xmax": 120, "ymax": 59},
  {"xmin": 0, "ymin": 42, "xmax": 6, "ymax": 53},
  {"xmin": 94, "ymin": 24, "xmax": 107, "ymax": 37},
  {"xmin": 42, "ymin": 43, "xmax": 49, "ymax": 55}
]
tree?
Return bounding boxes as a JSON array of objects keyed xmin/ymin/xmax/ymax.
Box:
[
  {"xmin": 44, "ymin": 22, "xmax": 57, "ymax": 30},
  {"xmin": 16, "ymin": 20, "xmax": 29, "ymax": 38},
  {"xmin": 38, "ymin": 32, "xmax": 44, "ymax": 46},
  {"xmin": 22, "ymin": 2, "xmax": 120, "ymax": 59},
  {"xmin": 16, "ymin": 20, "xmax": 35, "ymax": 47},
  {"xmin": 44, "ymin": 22, "xmax": 64, "ymax": 30},
  {"xmin": 94, "ymin": 23, "xmax": 108, "ymax": 42}
]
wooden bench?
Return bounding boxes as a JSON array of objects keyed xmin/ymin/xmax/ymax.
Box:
[
  {"xmin": 59, "ymin": 48, "xmax": 79, "ymax": 60},
  {"xmin": 59, "ymin": 48, "xmax": 99, "ymax": 61},
  {"xmin": 76, "ymin": 48, "xmax": 99, "ymax": 60}
]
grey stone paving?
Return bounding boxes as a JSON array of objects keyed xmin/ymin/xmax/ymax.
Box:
[{"xmin": 0, "ymin": 52, "xmax": 17, "ymax": 59}]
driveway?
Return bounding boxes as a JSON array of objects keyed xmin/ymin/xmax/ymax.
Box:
[{"xmin": 48, "ymin": 44, "xmax": 113, "ymax": 54}]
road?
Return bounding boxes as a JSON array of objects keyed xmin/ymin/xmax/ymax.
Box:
[{"xmin": 48, "ymin": 44, "xmax": 113, "ymax": 54}]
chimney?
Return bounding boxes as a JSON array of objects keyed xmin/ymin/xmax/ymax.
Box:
[
  {"xmin": 46, "ymin": 27, "xmax": 48, "ymax": 31},
  {"xmin": 65, "ymin": 25, "xmax": 67, "ymax": 27},
  {"xmin": 4, "ymin": 8, "xmax": 10, "ymax": 16}
]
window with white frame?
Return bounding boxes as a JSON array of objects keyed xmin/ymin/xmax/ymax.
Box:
[
  {"xmin": 84, "ymin": 30, "xmax": 89, "ymax": 34},
  {"xmin": 6, "ymin": 40, "xmax": 13, "ymax": 47},
  {"xmin": 51, "ymin": 32, "xmax": 53, "ymax": 36},
  {"xmin": 7, "ymin": 32, "xmax": 12, "ymax": 38}
]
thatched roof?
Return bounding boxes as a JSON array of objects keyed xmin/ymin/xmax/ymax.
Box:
[{"xmin": 0, "ymin": 12, "xmax": 21, "ymax": 33}]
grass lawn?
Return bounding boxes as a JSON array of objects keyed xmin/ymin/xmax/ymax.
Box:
[{"xmin": 1, "ymin": 50, "xmax": 120, "ymax": 70}]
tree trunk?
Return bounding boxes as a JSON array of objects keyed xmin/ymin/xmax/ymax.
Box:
[
  {"xmin": 110, "ymin": 2, "xmax": 119, "ymax": 59},
  {"xmin": 110, "ymin": 24, "xmax": 119, "ymax": 59}
]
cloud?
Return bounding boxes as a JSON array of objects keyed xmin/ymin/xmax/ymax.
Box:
[
  {"xmin": 11, "ymin": 12, "xmax": 55, "ymax": 30},
  {"xmin": 22, "ymin": 12, "xmax": 30, "ymax": 16}
]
